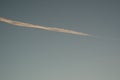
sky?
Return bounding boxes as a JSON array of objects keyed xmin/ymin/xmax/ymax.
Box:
[{"xmin": 0, "ymin": 0, "xmax": 120, "ymax": 80}]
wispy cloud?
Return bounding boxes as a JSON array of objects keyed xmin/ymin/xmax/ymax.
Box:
[{"xmin": 0, "ymin": 17, "xmax": 91, "ymax": 36}]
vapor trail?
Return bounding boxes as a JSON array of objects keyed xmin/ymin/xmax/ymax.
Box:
[{"xmin": 0, "ymin": 17, "xmax": 91, "ymax": 36}]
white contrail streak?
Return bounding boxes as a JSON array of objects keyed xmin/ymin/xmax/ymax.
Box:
[{"xmin": 0, "ymin": 17, "xmax": 91, "ymax": 36}]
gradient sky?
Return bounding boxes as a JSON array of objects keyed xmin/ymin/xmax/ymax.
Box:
[{"xmin": 0, "ymin": 0, "xmax": 120, "ymax": 80}]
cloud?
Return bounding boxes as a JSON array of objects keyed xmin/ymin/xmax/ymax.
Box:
[{"xmin": 0, "ymin": 17, "xmax": 91, "ymax": 36}]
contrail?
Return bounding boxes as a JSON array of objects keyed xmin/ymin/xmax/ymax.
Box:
[{"xmin": 0, "ymin": 17, "xmax": 91, "ymax": 36}]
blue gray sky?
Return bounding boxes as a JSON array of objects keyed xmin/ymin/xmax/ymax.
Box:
[{"xmin": 0, "ymin": 0, "xmax": 120, "ymax": 80}]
